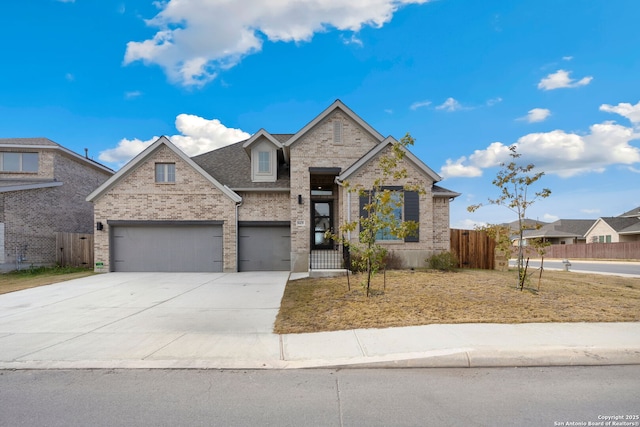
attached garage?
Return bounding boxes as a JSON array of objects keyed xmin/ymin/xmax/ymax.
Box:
[
  {"xmin": 110, "ymin": 221, "xmax": 223, "ymax": 272},
  {"xmin": 238, "ymin": 222, "xmax": 291, "ymax": 271}
]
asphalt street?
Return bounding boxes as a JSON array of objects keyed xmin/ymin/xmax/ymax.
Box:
[
  {"xmin": 510, "ymin": 259, "xmax": 640, "ymax": 277},
  {"xmin": 1, "ymin": 366, "xmax": 639, "ymax": 427}
]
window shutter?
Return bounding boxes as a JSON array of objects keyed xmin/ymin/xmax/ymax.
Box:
[
  {"xmin": 404, "ymin": 191, "xmax": 419, "ymax": 242},
  {"xmin": 359, "ymin": 192, "xmax": 370, "ymax": 234}
]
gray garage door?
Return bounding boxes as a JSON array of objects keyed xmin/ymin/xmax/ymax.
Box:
[
  {"xmin": 238, "ymin": 223, "xmax": 290, "ymax": 271},
  {"xmin": 111, "ymin": 224, "xmax": 223, "ymax": 272}
]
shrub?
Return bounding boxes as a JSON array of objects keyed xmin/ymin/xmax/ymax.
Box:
[{"xmin": 427, "ymin": 251, "xmax": 459, "ymax": 272}]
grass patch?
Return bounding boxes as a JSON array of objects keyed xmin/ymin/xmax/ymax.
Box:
[
  {"xmin": 274, "ymin": 269, "xmax": 640, "ymax": 334},
  {"xmin": 0, "ymin": 266, "xmax": 95, "ymax": 295}
]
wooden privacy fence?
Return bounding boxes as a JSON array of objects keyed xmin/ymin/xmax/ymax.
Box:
[
  {"xmin": 521, "ymin": 241, "xmax": 640, "ymax": 260},
  {"xmin": 55, "ymin": 232, "xmax": 94, "ymax": 267},
  {"xmin": 450, "ymin": 229, "xmax": 496, "ymax": 269}
]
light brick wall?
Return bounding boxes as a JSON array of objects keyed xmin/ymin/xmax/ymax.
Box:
[
  {"xmin": 238, "ymin": 191, "xmax": 291, "ymax": 221},
  {"xmin": 342, "ymin": 145, "xmax": 452, "ymax": 268},
  {"xmin": 1, "ymin": 150, "xmax": 112, "ymax": 267},
  {"xmin": 289, "ymin": 110, "xmax": 379, "ymax": 270},
  {"xmin": 93, "ymin": 146, "xmax": 238, "ymax": 272}
]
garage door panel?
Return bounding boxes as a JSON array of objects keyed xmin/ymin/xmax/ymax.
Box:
[
  {"xmin": 239, "ymin": 225, "xmax": 290, "ymax": 271},
  {"xmin": 112, "ymin": 225, "xmax": 222, "ymax": 272}
]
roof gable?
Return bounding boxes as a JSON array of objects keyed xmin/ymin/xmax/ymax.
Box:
[
  {"xmin": 284, "ymin": 100, "xmax": 384, "ymax": 148},
  {"xmin": 337, "ymin": 136, "xmax": 442, "ymax": 183},
  {"xmin": 86, "ymin": 136, "xmax": 241, "ymax": 203}
]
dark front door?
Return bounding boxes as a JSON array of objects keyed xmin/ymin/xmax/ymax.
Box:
[{"xmin": 312, "ymin": 201, "xmax": 333, "ymax": 249}]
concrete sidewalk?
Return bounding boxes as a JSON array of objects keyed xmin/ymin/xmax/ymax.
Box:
[{"xmin": 0, "ymin": 273, "xmax": 639, "ymax": 370}]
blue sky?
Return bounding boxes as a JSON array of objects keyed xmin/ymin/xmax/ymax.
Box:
[{"xmin": 2, "ymin": 0, "xmax": 639, "ymax": 228}]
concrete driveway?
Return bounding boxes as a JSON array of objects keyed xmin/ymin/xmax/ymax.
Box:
[{"xmin": 0, "ymin": 272, "xmax": 289, "ymax": 368}]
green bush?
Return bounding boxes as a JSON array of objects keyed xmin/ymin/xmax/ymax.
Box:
[{"xmin": 427, "ymin": 251, "xmax": 459, "ymax": 272}]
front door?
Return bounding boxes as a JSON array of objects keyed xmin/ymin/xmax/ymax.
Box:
[{"xmin": 312, "ymin": 201, "xmax": 333, "ymax": 249}]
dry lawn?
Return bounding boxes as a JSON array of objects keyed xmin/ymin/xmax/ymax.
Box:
[
  {"xmin": 274, "ymin": 269, "xmax": 640, "ymax": 334},
  {"xmin": 0, "ymin": 268, "xmax": 94, "ymax": 295}
]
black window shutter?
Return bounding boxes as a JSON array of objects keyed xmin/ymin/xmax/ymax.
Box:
[
  {"xmin": 359, "ymin": 192, "xmax": 370, "ymax": 234},
  {"xmin": 404, "ymin": 191, "xmax": 419, "ymax": 242}
]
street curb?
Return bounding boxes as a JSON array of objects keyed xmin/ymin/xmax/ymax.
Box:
[{"xmin": 2, "ymin": 347, "xmax": 639, "ymax": 370}]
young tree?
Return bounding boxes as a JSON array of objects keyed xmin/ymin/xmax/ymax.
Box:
[
  {"xmin": 468, "ymin": 145, "xmax": 551, "ymax": 289},
  {"xmin": 335, "ymin": 133, "xmax": 423, "ymax": 297}
]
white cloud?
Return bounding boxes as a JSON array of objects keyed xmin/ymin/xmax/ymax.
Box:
[
  {"xmin": 436, "ymin": 97, "xmax": 463, "ymax": 112},
  {"xmin": 486, "ymin": 97, "xmax": 502, "ymax": 107},
  {"xmin": 537, "ymin": 69, "xmax": 593, "ymax": 90},
  {"xmin": 98, "ymin": 114, "xmax": 250, "ymax": 167},
  {"xmin": 410, "ymin": 100, "xmax": 431, "ymax": 110},
  {"xmin": 542, "ymin": 213, "xmax": 559, "ymax": 222},
  {"xmin": 124, "ymin": 0, "xmax": 432, "ymax": 87},
  {"xmin": 562, "ymin": 56, "xmax": 573, "ymax": 61},
  {"xmin": 600, "ymin": 101, "xmax": 640, "ymax": 125},
  {"xmin": 125, "ymin": 91, "xmax": 142, "ymax": 99},
  {"xmin": 440, "ymin": 103, "xmax": 640, "ymax": 179},
  {"xmin": 520, "ymin": 108, "xmax": 551, "ymax": 123}
]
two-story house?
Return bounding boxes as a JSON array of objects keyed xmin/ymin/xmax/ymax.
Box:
[
  {"xmin": 87, "ymin": 101, "xmax": 460, "ymax": 273},
  {"xmin": 0, "ymin": 138, "xmax": 113, "ymax": 270}
]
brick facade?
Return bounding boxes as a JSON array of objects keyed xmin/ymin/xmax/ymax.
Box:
[
  {"xmin": 289, "ymin": 110, "xmax": 379, "ymax": 270},
  {"xmin": 92, "ymin": 145, "xmax": 238, "ymax": 272},
  {"xmin": 344, "ymin": 144, "xmax": 452, "ymax": 268},
  {"xmin": 1, "ymin": 148, "xmax": 112, "ymax": 268}
]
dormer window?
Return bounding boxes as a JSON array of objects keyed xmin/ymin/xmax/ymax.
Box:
[
  {"xmin": 258, "ymin": 151, "xmax": 271, "ymax": 174},
  {"xmin": 250, "ymin": 141, "xmax": 277, "ymax": 182}
]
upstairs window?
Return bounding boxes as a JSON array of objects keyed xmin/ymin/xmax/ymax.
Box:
[
  {"xmin": 258, "ymin": 151, "xmax": 271, "ymax": 174},
  {"xmin": 0, "ymin": 152, "xmax": 39, "ymax": 172},
  {"xmin": 155, "ymin": 163, "xmax": 175, "ymax": 183}
]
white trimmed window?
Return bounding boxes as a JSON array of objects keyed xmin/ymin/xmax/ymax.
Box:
[
  {"xmin": 155, "ymin": 163, "xmax": 175, "ymax": 183},
  {"xmin": 0, "ymin": 152, "xmax": 39, "ymax": 172},
  {"xmin": 258, "ymin": 151, "xmax": 271, "ymax": 174}
]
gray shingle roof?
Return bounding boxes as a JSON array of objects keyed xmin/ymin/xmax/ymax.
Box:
[
  {"xmin": 523, "ymin": 219, "xmax": 595, "ymax": 238},
  {"xmin": 0, "ymin": 137, "xmax": 59, "ymax": 147},
  {"xmin": 192, "ymin": 140, "xmax": 291, "ymax": 190},
  {"xmin": 619, "ymin": 206, "xmax": 640, "ymax": 218},
  {"xmin": 600, "ymin": 217, "xmax": 640, "ymax": 233}
]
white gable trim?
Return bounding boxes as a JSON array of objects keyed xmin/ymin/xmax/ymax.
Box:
[
  {"xmin": 337, "ymin": 136, "xmax": 442, "ymax": 183},
  {"xmin": 284, "ymin": 100, "xmax": 384, "ymax": 148},
  {"xmin": 86, "ymin": 136, "xmax": 241, "ymax": 203}
]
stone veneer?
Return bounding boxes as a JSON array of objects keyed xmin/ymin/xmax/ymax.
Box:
[{"xmin": 92, "ymin": 146, "xmax": 237, "ymax": 272}]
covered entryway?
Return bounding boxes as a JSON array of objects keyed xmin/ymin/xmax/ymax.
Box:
[
  {"xmin": 110, "ymin": 221, "xmax": 223, "ymax": 272},
  {"xmin": 238, "ymin": 222, "xmax": 291, "ymax": 271}
]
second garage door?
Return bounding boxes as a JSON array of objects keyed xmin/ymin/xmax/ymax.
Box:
[
  {"xmin": 238, "ymin": 222, "xmax": 291, "ymax": 271},
  {"xmin": 111, "ymin": 222, "xmax": 223, "ymax": 272}
]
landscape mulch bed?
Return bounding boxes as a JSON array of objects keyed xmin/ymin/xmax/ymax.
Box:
[{"xmin": 274, "ymin": 269, "xmax": 640, "ymax": 334}]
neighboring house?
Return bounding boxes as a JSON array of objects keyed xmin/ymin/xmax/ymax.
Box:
[
  {"xmin": 87, "ymin": 100, "xmax": 460, "ymax": 273},
  {"xmin": 585, "ymin": 207, "xmax": 640, "ymax": 243},
  {"xmin": 0, "ymin": 138, "xmax": 113, "ymax": 269},
  {"xmin": 521, "ymin": 219, "xmax": 596, "ymax": 245}
]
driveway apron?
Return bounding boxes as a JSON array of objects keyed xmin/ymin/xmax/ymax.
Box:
[{"xmin": 0, "ymin": 272, "xmax": 289, "ymax": 368}]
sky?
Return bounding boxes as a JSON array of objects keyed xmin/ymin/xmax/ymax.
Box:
[{"xmin": 1, "ymin": 0, "xmax": 639, "ymax": 229}]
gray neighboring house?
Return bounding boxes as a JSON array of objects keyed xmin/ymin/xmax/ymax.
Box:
[
  {"xmin": 0, "ymin": 138, "xmax": 113, "ymax": 270},
  {"xmin": 584, "ymin": 207, "xmax": 640, "ymax": 243},
  {"xmin": 521, "ymin": 219, "xmax": 596, "ymax": 245},
  {"xmin": 87, "ymin": 100, "xmax": 460, "ymax": 273}
]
